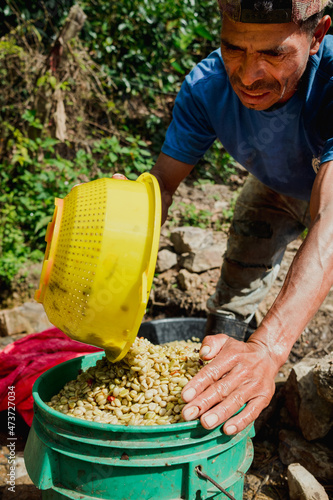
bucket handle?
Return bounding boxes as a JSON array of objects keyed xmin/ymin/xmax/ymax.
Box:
[{"xmin": 195, "ymin": 466, "xmax": 237, "ymax": 500}]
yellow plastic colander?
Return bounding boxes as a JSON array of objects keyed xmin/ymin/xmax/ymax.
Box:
[{"xmin": 35, "ymin": 173, "xmax": 161, "ymax": 362}]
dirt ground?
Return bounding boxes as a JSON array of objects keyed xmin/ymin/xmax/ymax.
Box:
[{"xmin": 1, "ymin": 171, "xmax": 333, "ymax": 499}]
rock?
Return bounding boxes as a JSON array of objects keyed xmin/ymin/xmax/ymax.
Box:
[
  {"xmin": 180, "ymin": 243, "xmax": 226, "ymax": 273},
  {"xmin": 313, "ymin": 352, "xmax": 333, "ymax": 404},
  {"xmin": 284, "ymin": 357, "xmax": 333, "ymax": 440},
  {"xmin": 158, "ymin": 226, "xmax": 173, "ymax": 251},
  {"xmin": 15, "ymin": 455, "xmax": 29, "ymax": 480},
  {"xmin": 155, "ymin": 249, "xmax": 177, "ymax": 273},
  {"xmin": 213, "ymin": 200, "xmax": 230, "ymax": 211},
  {"xmin": 170, "ymin": 226, "xmax": 214, "ymax": 254},
  {"xmin": 0, "ymin": 302, "xmax": 52, "ymax": 337},
  {"xmin": 287, "ymin": 463, "xmax": 329, "ymax": 500},
  {"xmin": 279, "ymin": 429, "xmax": 333, "ymax": 481},
  {"xmin": 177, "ymin": 269, "xmax": 202, "ymax": 291}
]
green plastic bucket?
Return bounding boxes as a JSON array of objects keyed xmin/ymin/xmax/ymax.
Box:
[{"xmin": 25, "ymin": 319, "xmax": 254, "ymax": 500}]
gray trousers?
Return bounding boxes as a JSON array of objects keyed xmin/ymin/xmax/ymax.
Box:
[{"xmin": 207, "ymin": 175, "xmax": 311, "ymax": 322}]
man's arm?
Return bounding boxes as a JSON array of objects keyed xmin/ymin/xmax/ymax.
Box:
[
  {"xmin": 151, "ymin": 152, "xmax": 194, "ymax": 224},
  {"xmin": 252, "ymin": 159, "xmax": 333, "ymax": 364},
  {"xmin": 180, "ymin": 160, "xmax": 333, "ymax": 434}
]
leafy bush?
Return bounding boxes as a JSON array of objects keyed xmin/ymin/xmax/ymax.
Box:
[
  {"xmin": 78, "ymin": 0, "xmax": 221, "ymax": 96},
  {"xmin": 0, "ymin": 0, "xmax": 73, "ymax": 40},
  {"xmin": 0, "ymin": 125, "xmax": 84, "ymax": 285}
]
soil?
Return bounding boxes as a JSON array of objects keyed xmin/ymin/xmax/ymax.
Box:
[{"xmin": 1, "ymin": 170, "xmax": 333, "ymax": 499}]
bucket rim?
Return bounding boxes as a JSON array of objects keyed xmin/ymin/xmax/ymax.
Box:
[{"xmin": 33, "ymin": 351, "xmax": 210, "ymax": 433}]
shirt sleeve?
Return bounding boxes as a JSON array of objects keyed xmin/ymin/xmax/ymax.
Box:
[
  {"xmin": 161, "ymin": 78, "xmax": 217, "ymax": 165},
  {"xmin": 320, "ymin": 137, "xmax": 333, "ymax": 165}
]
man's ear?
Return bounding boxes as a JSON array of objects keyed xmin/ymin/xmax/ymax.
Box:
[{"xmin": 309, "ymin": 15, "xmax": 331, "ymax": 55}]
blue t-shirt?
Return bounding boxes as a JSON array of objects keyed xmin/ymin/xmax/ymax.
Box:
[{"xmin": 162, "ymin": 36, "xmax": 333, "ymax": 201}]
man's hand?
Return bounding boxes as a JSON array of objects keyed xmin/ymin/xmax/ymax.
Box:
[
  {"xmin": 72, "ymin": 173, "xmax": 127, "ymax": 190},
  {"xmin": 181, "ymin": 333, "xmax": 279, "ymax": 434},
  {"xmin": 112, "ymin": 173, "xmax": 128, "ymax": 180}
]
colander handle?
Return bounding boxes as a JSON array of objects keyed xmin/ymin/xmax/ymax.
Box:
[{"xmin": 35, "ymin": 198, "xmax": 64, "ymax": 303}]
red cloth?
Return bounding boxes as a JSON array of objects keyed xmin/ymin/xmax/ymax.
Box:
[{"xmin": 0, "ymin": 328, "xmax": 102, "ymax": 426}]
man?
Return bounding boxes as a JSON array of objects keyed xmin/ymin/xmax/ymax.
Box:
[{"xmin": 149, "ymin": 0, "xmax": 333, "ymax": 435}]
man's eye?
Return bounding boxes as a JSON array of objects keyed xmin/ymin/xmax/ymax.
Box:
[
  {"xmin": 263, "ymin": 51, "xmax": 285, "ymax": 58},
  {"xmin": 223, "ymin": 45, "xmax": 242, "ymax": 53}
]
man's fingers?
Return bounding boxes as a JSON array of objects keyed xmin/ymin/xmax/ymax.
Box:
[
  {"xmin": 181, "ymin": 343, "xmax": 276, "ymax": 432},
  {"xmin": 199, "ymin": 334, "xmax": 229, "ymax": 359},
  {"xmin": 112, "ymin": 173, "xmax": 128, "ymax": 180},
  {"xmin": 201, "ymin": 395, "xmax": 268, "ymax": 433},
  {"xmin": 182, "ymin": 370, "xmax": 239, "ymax": 418},
  {"xmin": 184, "ymin": 391, "xmax": 270, "ymax": 434},
  {"xmin": 181, "ymin": 359, "xmax": 228, "ymax": 403},
  {"xmin": 182, "ymin": 337, "xmax": 243, "ymax": 403},
  {"xmin": 200, "ymin": 391, "xmax": 247, "ymax": 431},
  {"xmin": 182, "ymin": 374, "xmax": 247, "ymax": 424},
  {"xmin": 71, "ymin": 175, "xmax": 127, "ymax": 193},
  {"xmin": 222, "ymin": 396, "xmax": 270, "ymax": 435}
]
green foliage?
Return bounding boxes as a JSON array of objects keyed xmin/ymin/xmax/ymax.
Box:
[
  {"xmin": 79, "ymin": 0, "xmax": 221, "ymax": 96},
  {"xmin": 178, "ymin": 202, "xmax": 213, "ymax": 229},
  {"xmin": 196, "ymin": 142, "xmax": 238, "ymax": 184},
  {"xmin": 0, "ymin": 0, "xmax": 73, "ymax": 40},
  {"xmin": 168, "ymin": 192, "xmax": 238, "ymax": 232},
  {"xmin": 91, "ymin": 136, "xmax": 154, "ymax": 180},
  {"xmin": 0, "ymin": 128, "xmax": 81, "ymax": 285},
  {"xmin": 221, "ymin": 193, "xmax": 238, "ymax": 226},
  {"xmin": 301, "ymin": 227, "xmax": 309, "ymax": 240}
]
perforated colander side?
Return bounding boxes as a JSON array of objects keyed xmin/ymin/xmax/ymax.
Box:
[{"xmin": 43, "ymin": 179, "xmax": 107, "ymax": 335}]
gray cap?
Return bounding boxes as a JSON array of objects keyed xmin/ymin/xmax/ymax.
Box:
[{"xmin": 218, "ymin": 0, "xmax": 331, "ymax": 23}]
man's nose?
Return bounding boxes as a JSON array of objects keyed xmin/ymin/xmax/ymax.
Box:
[{"xmin": 238, "ymin": 54, "xmax": 265, "ymax": 87}]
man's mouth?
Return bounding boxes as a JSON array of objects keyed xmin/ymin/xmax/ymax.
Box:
[
  {"xmin": 239, "ymin": 88, "xmax": 270, "ymax": 100},
  {"xmin": 242, "ymin": 91, "xmax": 267, "ymax": 96}
]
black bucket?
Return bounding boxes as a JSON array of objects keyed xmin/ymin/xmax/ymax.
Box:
[{"xmin": 138, "ymin": 317, "xmax": 207, "ymax": 344}]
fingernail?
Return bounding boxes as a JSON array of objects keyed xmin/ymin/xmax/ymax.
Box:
[
  {"xmin": 113, "ymin": 173, "xmax": 127, "ymax": 180},
  {"xmin": 182, "ymin": 387, "xmax": 196, "ymax": 401},
  {"xmin": 224, "ymin": 425, "xmax": 237, "ymax": 435},
  {"xmin": 203, "ymin": 413, "xmax": 218, "ymax": 428},
  {"xmin": 183, "ymin": 406, "xmax": 199, "ymax": 420},
  {"xmin": 200, "ymin": 346, "xmax": 211, "ymax": 357}
]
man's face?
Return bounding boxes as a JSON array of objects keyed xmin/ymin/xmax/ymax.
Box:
[{"xmin": 221, "ymin": 16, "xmax": 315, "ymax": 110}]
